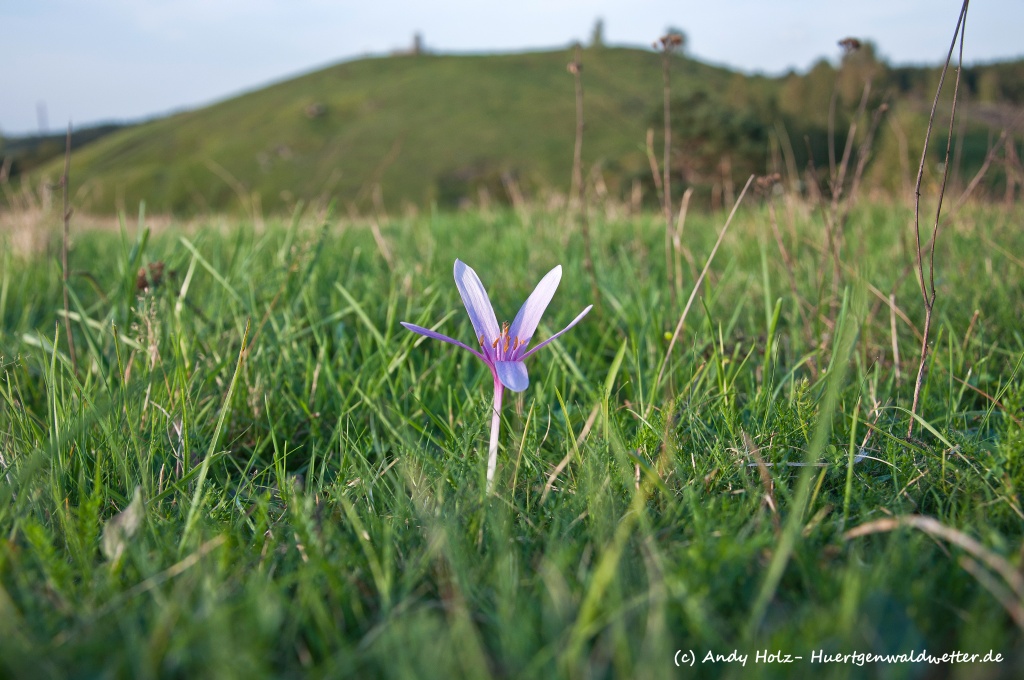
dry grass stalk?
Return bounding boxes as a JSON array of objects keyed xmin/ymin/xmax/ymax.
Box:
[
  {"xmin": 369, "ymin": 218, "xmax": 394, "ymax": 271},
  {"xmin": 645, "ymin": 128, "xmax": 664, "ymax": 207},
  {"xmin": 655, "ymin": 175, "xmax": 755, "ymax": 393},
  {"xmin": 743, "ymin": 431, "xmax": 780, "ymax": 535},
  {"xmin": 825, "ymin": 84, "xmax": 889, "ymax": 314},
  {"xmin": 60, "ymin": 123, "xmax": 78, "ymax": 373},
  {"xmin": 888, "ymin": 115, "xmax": 914, "ymax": 199},
  {"xmin": 568, "ymin": 46, "xmax": 584, "ymax": 210},
  {"xmin": 846, "ymin": 101, "xmax": 889, "ymax": 209},
  {"xmin": 652, "ymin": 33, "xmax": 683, "ymax": 308},
  {"xmin": 889, "ymin": 292, "xmax": 902, "ymax": 385},
  {"xmin": 908, "ymin": 0, "xmax": 970, "ymax": 438},
  {"xmin": 567, "ymin": 44, "xmax": 600, "ymax": 311},
  {"xmin": 845, "ymin": 513, "xmax": 1024, "ymax": 630},
  {"xmin": 950, "ymin": 129, "xmax": 1008, "ymax": 214},
  {"xmin": 660, "ymin": 36, "xmax": 675, "ymax": 235},
  {"xmin": 672, "ymin": 187, "xmax": 694, "ymax": 305},
  {"xmin": 765, "ymin": 183, "xmax": 813, "ymax": 346},
  {"xmin": 1005, "ymin": 134, "xmax": 1023, "ymax": 205}
]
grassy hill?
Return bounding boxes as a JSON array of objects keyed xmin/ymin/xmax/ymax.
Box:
[
  {"xmin": 15, "ymin": 47, "xmax": 1024, "ymax": 216},
  {"xmin": 26, "ymin": 48, "xmax": 736, "ymax": 215}
]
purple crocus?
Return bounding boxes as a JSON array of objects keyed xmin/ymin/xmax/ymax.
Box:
[{"xmin": 402, "ymin": 259, "xmax": 592, "ymax": 491}]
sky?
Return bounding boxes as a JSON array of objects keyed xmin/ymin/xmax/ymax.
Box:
[{"xmin": 2, "ymin": 0, "xmax": 1022, "ymax": 137}]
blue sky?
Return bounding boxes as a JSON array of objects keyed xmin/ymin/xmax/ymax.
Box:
[{"xmin": 2, "ymin": 0, "xmax": 1021, "ymax": 136}]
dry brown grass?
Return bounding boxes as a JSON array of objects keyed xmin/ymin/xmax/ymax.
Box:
[{"xmin": 1, "ymin": 206, "xmax": 209, "ymax": 258}]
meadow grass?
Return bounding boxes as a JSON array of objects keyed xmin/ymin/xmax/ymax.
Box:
[{"xmin": 1, "ymin": 199, "xmax": 1023, "ymax": 678}]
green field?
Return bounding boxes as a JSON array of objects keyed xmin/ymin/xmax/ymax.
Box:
[{"xmin": 1, "ymin": 195, "xmax": 1023, "ymax": 677}]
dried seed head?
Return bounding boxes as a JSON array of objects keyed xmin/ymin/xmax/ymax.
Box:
[
  {"xmin": 838, "ymin": 37, "xmax": 862, "ymax": 54},
  {"xmin": 659, "ymin": 32, "xmax": 684, "ymax": 49},
  {"xmin": 755, "ymin": 173, "xmax": 782, "ymax": 193},
  {"xmin": 136, "ymin": 262, "xmax": 165, "ymax": 291}
]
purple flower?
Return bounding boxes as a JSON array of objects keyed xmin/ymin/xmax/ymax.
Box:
[
  {"xmin": 401, "ymin": 259, "xmax": 592, "ymax": 393},
  {"xmin": 402, "ymin": 259, "xmax": 592, "ymax": 491}
]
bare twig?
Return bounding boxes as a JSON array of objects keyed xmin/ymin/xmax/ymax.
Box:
[
  {"xmin": 908, "ymin": 0, "xmax": 970, "ymax": 438},
  {"xmin": 60, "ymin": 123, "xmax": 78, "ymax": 373}
]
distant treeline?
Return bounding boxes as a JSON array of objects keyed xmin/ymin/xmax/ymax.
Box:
[
  {"xmin": 0, "ymin": 124, "xmax": 129, "ymax": 181},
  {"xmin": 643, "ymin": 44, "xmax": 1024, "ymax": 208}
]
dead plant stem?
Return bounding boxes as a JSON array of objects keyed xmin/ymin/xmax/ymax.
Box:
[
  {"xmin": 61, "ymin": 123, "xmax": 78, "ymax": 373},
  {"xmin": 568, "ymin": 45, "xmax": 600, "ymax": 311},
  {"xmin": 908, "ymin": 0, "xmax": 969, "ymax": 438}
]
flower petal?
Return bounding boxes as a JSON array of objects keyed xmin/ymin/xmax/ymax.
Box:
[
  {"xmin": 454, "ymin": 260, "xmax": 500, "ymax": 353},
  {"xmin": 520, "ymin": 305, "xmax": 593, "ymax": 359},
  {"xmin": 401, "ymin": 322, "xmax": 486, "ymax": 360},
  {"xmin": 495, "ymin": 361, "xmax": 529, "ymax": 392},
  {"xmin": 509, "ymin": 265, "xmax": 561, "ymax": 350}
]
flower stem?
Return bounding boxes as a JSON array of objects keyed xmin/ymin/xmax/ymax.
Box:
[{"xmin": 486, "ymin": 377, "xmax": 503, "ymax": 493}]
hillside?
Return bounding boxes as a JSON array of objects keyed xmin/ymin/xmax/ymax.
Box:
[
  {"xmin": 23, "ymin": 48, "xmax": 733, "ymax": 215},
  {"xmin": 14, "ymin": 47, "xmax": 1024, "ymax": 215}
]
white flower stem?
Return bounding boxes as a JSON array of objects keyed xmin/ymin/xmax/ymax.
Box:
[{"xmin": 486, "ymin": 377, "xmax": 503, "ymax": 493}]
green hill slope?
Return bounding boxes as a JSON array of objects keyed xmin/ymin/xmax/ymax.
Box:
[
  {"xmin": 30, "ymin": 48, "xmax": 736, "ymax": 215},
  {"xmin": 21, "ymin": 47, "xmax": 1024, "ymax": 216}
]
